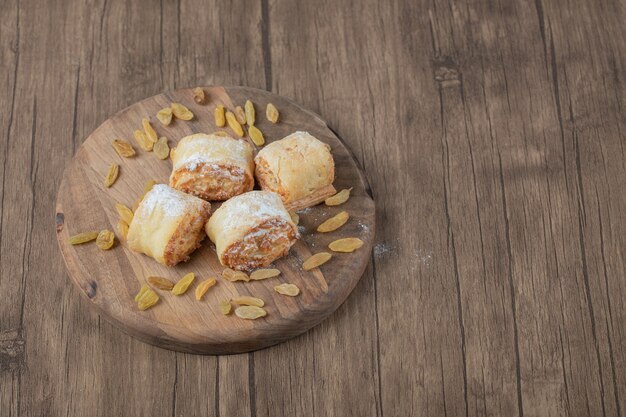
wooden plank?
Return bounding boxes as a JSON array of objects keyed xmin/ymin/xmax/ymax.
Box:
[
  {"xmin": 0, "ymin": 0, "xmax": 21, "ymax": 414},
  {"xmin": 426, "ymin": 0, "xmax": 626, "ymax": 416},
  {"xmin": 218, "ymin": 355, "xmax": 252, "ymax": 417},
  {"xmin": 0, "ymin": 0, "xmax": 49, "ymax": 412},
  {"xmin": 540, "ymin": 0, "xmax": 626, "ymax": 415},
  {"xmin": 425, "ymin": 0, "xmax": 626, "ymax": 415},
  {"xmin": 427, "ymin": 3, "xmax": 537, "ymax": 415},
  {"xmin": 358, "ymin": 2, "xmax": 470, "ymax": 415},
  {"xmin": 172, "ymin": 353, "xmax": 219, "ymax": 416},
  {"xmin": 0, "ymin": 330, "xmax": 23, "ymax": 416}
]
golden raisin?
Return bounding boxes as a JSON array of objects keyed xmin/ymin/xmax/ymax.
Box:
[
  {"xmin": 274, "ymin": 283, "xmax": 300, "ymax": 296},
  {"xmin": 171, "ymin": 103, "xmax": 194, "ymax": 120},
  {"xmin": 235, "ymin": 106, "xmax": 246, "ymax": 124},
  {"xmin": 249, "ymin": 268, "xmax": 281, "ymax": 281},
  {"xmin": 317, "ymin": 211, "xmax": 349, "ymax": 233},
  {"xmin": 244, "ymin": 100, "xmax": 255, "ymax": 126},
  {"xmin": 235, "ymin": 306, "xmax": 267, "ymax": 319},
  {"xmin": 231, "ymin": 296, "xmax": 264, "ymax": 307},
  {"xmin": 225, "ymin": 111, "xmax": 244, "ymax": 137},
  {"xmin": 248, "ymin": 125, "xmax": 265, "ymax": 146},
  {"xmin": 172, "ymin": 272, "xmax": 195, "ymax": 295},
  {"xmin": 302, "ymin": 252, "xmax": 332, "ymax": 270},
  {"xmin": 214, "ymin": 105, "xmax": 226, "ymax": 127},
  {"xmin": 117, "ymin": 220, "xmax": 129, "ymax": 240},
  {"xmin": 266, "ymin": 103, "xmax": 279, "ymax": 123},
  {"xmin": 134, "ymin": 284, "xmax": 150, "ymax": 302},
  {"xmin": 148, "ymin": 276, "xmax": 175, "ymax": 290},
  {"xmin": 103, "ymin": 163, "xmax": 119, "ymax": 188},
  {"xmin": 157, "ymin": 108, "xmax": 173, "ymax": 126},
  {"xmin": 136, "ymin": 285, "xmax": 159, "ymax": 310},
  {"xmin": 222, "ymin": 268, "xmax": 249, "ymax": 282},
  {"xmin": 133, "ymin": 129, "xmax": 153, "ymax": 151},
  {"xmin": 328, "ymin": 237, "xmax": 364, "ymax": 253},
  {"xmin": 112, "ymin": 140, "xmax": 136, "ymax": 157},
  {"xmin": 96, "ymin": 229, "xmax": 115, "ymax": 250},
  {"xmin": 325, "ymin": 188, "xmax": 353, "ymax": 206},
  {"xmin": 153, "ymin": 136, "xmax": 170, "ymax": 160},
  {"xmin": 195, "ymin": 278, "xmax": 217, "ymax": 300},
  {"xmin": 142, "ymin": 118, "xmax": 158, "ymax": 145},
  {"xmin": 69, "ymin": 231, "xmax": 99, "ymax": 245},
  {"xmin": 115, "ymin": 203, "xmax": 134, "ymax": 225}
]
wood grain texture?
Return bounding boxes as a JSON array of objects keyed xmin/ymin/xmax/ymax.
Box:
[
  {"xmin": 1, "ymin": 0, "xmax": 626, "ymax": 415},
  {"xmin": 54, "ymin": 86, "xmax": 375, "ymax": 354}
]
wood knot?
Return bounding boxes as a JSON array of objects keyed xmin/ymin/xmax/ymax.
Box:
[
  {"xmin": 433, "ymin": 56, "xmax": 461, "ymax": 88},
  {"xmin": 55, "ymin": 212, "xmax": 65, "ymax": 232},
  {"xmin": 0, "ymin": 330, "xmax": 25, "ymax": 372},
  {"xmin": 86, "ymin": 281, "xmax": 98, "ymax": 299}
]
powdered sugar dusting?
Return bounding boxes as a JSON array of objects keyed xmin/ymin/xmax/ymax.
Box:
[
  {"xmin": 373, "ymin": 241, "xmax": 432, "ymax": 266},
  {"xmin": 357, "ymin": 221, "xmax": 370, "ymax": 233},
  {"xmin": 374, "ymin": 243, "xmax": 393, "ymax": 257},
  {"xmin": 140, "ymin": 184, "xmax": 199, "ymax": 218},
  {"xmin": 184, "ymin": 156, "xmax": 207, "ymax": 172},
  {"xmin": 212, "ymin": 191, "xmax": 293, "ymax": 233},
  {"xmin": 413, "ymin": 248, "xmax": 432, "ymax": 266},
  {"xmin": 172, "ymin": 134, "xmax": 253, "ymax": 172}
]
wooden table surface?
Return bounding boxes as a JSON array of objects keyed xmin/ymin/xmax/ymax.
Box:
[{"xmin": 1, "ymin": 0, "xmax": 625, "ymax": 416}]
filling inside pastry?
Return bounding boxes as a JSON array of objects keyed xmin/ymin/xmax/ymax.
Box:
[
  {"xmin": 162, "ymin": 209, "xmax": 208, "ymax": 267},
  {"xmin": 221, "ymin": 218, "xmax": 297, "ymax": 270},
  {"xmin": 172, "ymin": 161, "xmax": 254, "ymax": 201},
  {"xmin": 254, "ymin": 157, "xmax": 288, "ymax": 201},
  {"xmin": 127, "ymin": 184, "xmax": 211, "ymax": 267}
]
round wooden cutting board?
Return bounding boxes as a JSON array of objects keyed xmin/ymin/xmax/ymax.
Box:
[{"xmin": 55, "ymin": 86, "xmax": 375, "ymax": 354}]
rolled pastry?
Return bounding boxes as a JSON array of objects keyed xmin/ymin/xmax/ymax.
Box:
[
  {"xmin": 170, "ymin": 133, "xmax": 255, "ymax": 201},
  {"xmin": 127, "ymin": 184, "xmax": 211, "ymax": 266},
  {"xmin": 254, "ymin": 131, "xmax": 335, "ymax": 205},
  {"xmin": 205, "ymin": 191, "xmax": 299, "ymax": 271}
]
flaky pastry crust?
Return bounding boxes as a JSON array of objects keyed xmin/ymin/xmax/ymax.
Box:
[
  {"xmin": 205, "ymin": 191, "xmax": 298, "ymax": 270},
  {"xmin": 170, "ymin": 133, "xmax": 254, "ymax": 201},
  {"xmin": 127, "ymin": 185, "xmax": 211, "ymax": 266},
  {"xmin": 254, "ymin": 131, "xmax": 334, "ymax": 204}
]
